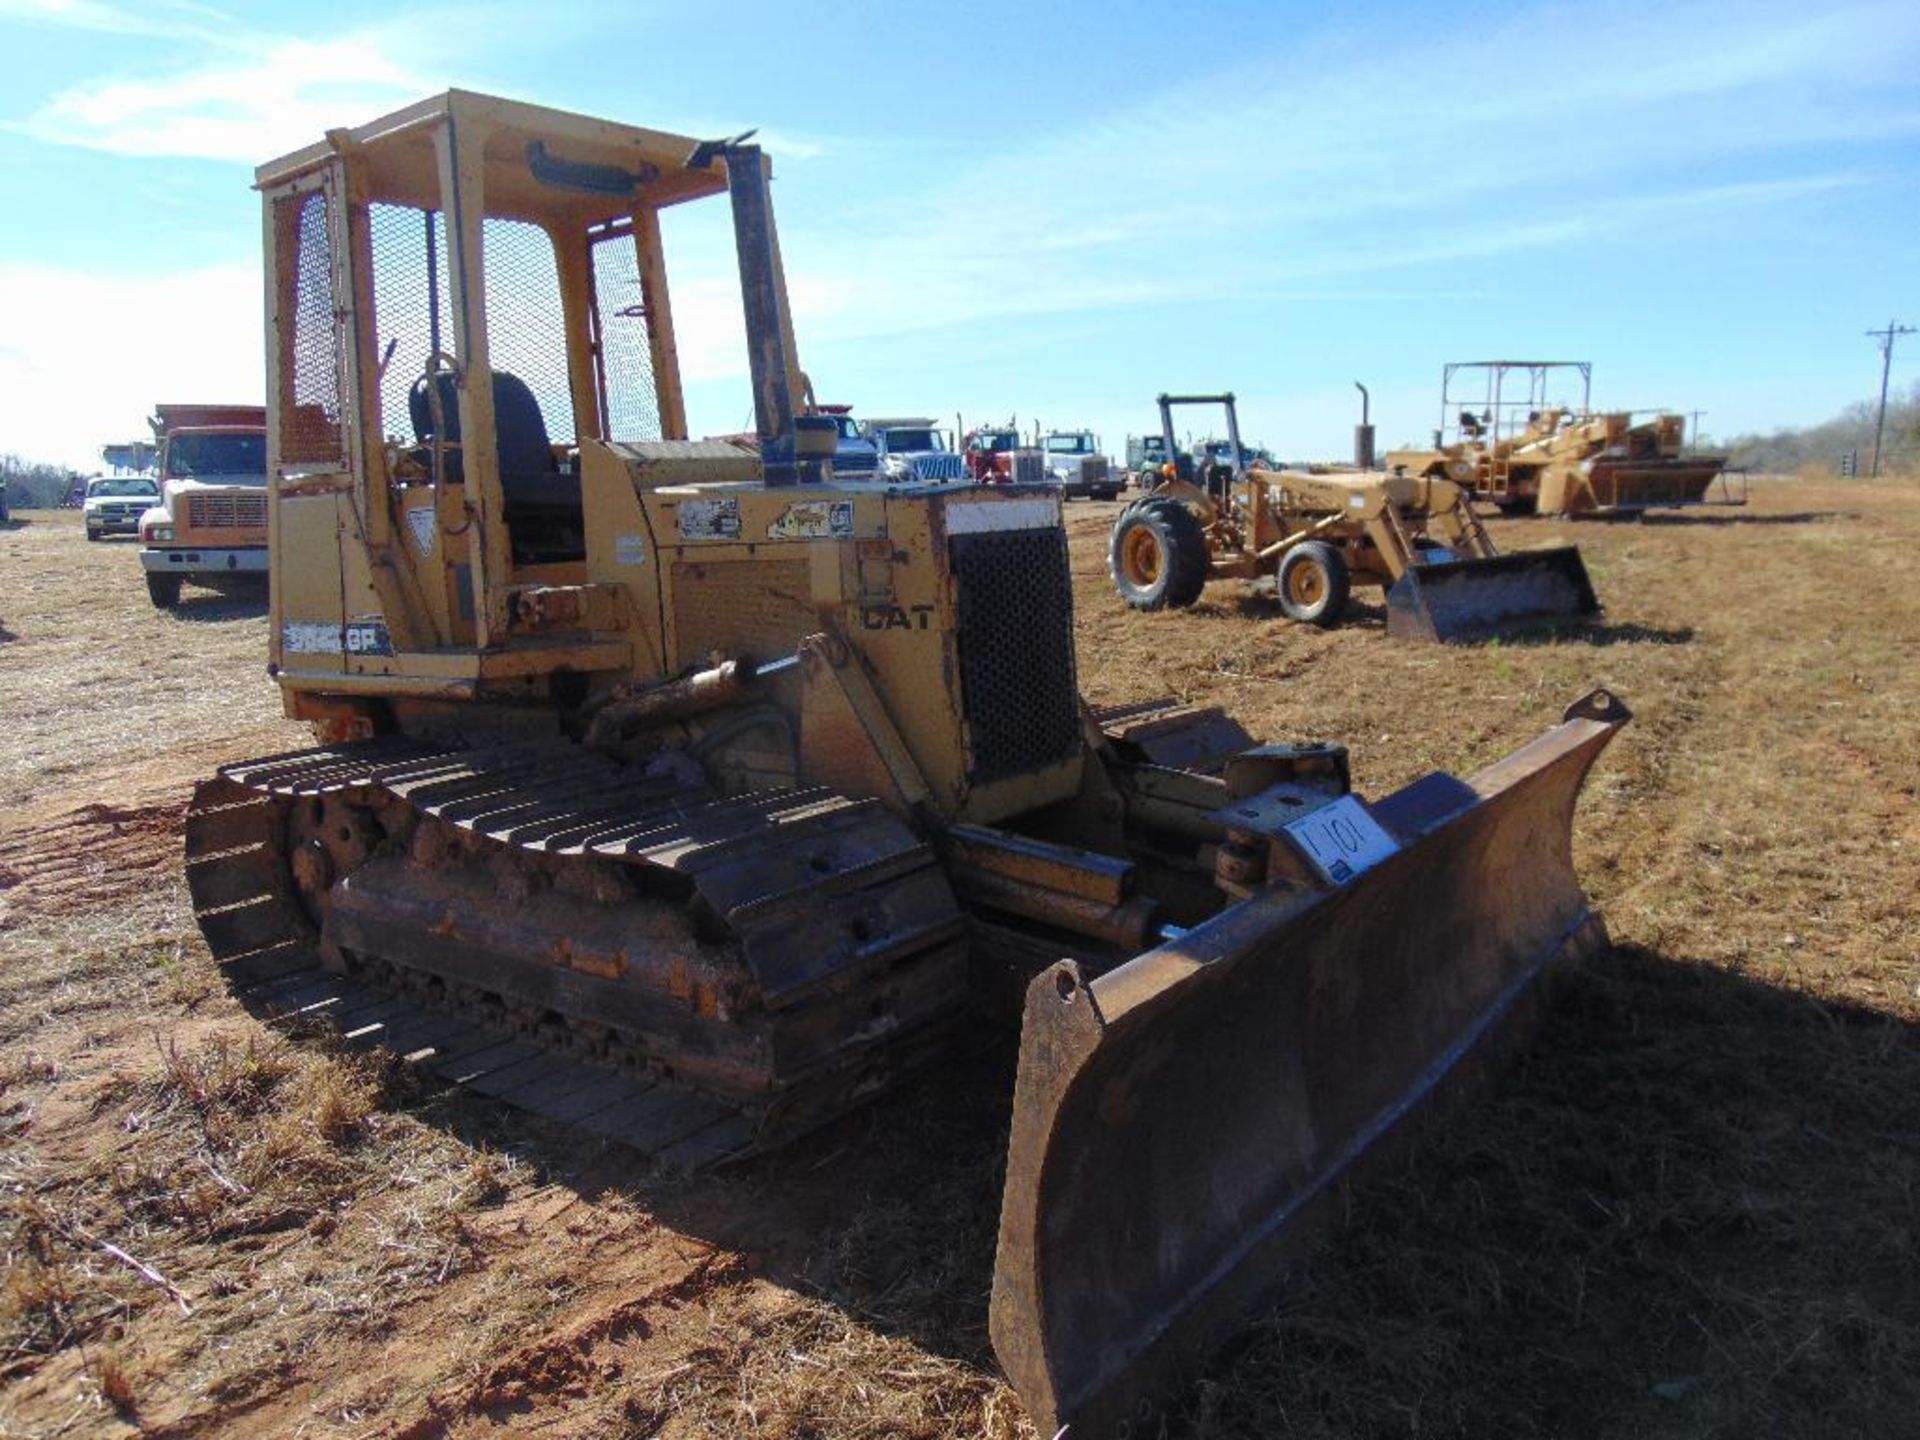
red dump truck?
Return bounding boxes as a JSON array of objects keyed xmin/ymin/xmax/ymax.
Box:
[{"xmin": 137, "ymin": 403, "xmax": 269, "ymax": 608}]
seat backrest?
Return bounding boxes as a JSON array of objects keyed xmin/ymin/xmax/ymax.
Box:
[{"xmin": 408, "ymin": 369, "xmax": 557, "ymax": 475}]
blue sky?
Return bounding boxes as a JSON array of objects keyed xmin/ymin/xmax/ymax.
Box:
[{"xmin": 1, "ymin": 0, "xmax": 1915, "ymax": 469}]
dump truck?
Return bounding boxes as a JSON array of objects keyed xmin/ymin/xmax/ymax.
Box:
[
  {"xmin": 137, "ymin": 403, "xmax": 270, "ymax": 607},
  {"xmin": 185, "ymin": 92, "xmax": 1629, "ymax": 1435},
  {"xmin": 1112, "ymin": 393, "xmax": 1599, "ymax": 640},
  {"xmin": 1387, "ymin": 361, "xmax": 1736, "ymax": 516}
]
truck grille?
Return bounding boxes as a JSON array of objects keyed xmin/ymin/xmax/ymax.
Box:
[
  {"xmin": 185, "ymin": 492, "xmax": 268, "ymax": 531},
  {"xmin": 1009, "ymin": 451, "xmax": 1046, "ymax": 485},
  {"xmin": 950, "ymin": 526, "xmax": 1080, "ymax": 785},
  {"xmin": 911, "ymin": 454, "xmax": 966, "ymax": 482}
]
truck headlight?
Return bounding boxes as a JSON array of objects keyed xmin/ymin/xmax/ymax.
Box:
[{"xmin": 144, "ymin": 523, "xmax": 174, "ymax": 542}]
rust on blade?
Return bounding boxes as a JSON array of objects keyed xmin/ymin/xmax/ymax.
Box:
[{"xmin": 989, "ymin": 691, "xmax": 1629, "ymax": 1439}]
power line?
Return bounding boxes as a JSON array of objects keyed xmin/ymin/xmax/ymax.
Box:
[{"xmin": 1865, "ymin": 319, "xmax": 1915, "ymax": 478}]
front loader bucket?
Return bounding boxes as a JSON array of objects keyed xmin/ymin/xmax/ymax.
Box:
[
  {"xmin": 1385, "ymin": 545, "xmax": 1598, "ymax": 642},
  {"xmin": 990, "ymin": 691, "xmax": 1629, "ymax": 1438}
]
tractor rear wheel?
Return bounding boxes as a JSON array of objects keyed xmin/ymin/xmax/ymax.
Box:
[
  {"xmin": 1109, "ymin": 502, "xmax": 1208, "ymax": 611},
  {"xmin": 1276, "ymin": 541, "xmax": 1350, "ymax": 627}
]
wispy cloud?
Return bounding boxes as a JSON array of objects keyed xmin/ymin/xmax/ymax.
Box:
[
  {"xmin": 5, "ymin": 1, "xmax": 460, "ymax": 162},
  {"xmin": 20, "ymin": 37, "xmax": 428, "ymax": 162},
  {"xmin": 0, "ymin": 0, "xmax": 244, "ymax": 47},
  {"xmin": 3, "ymin": 0, "xmax": 1912, "ymax": 459},
  {"xmin": 741, "ymin": 0, "xmax": 1913, "ymax": 360}
]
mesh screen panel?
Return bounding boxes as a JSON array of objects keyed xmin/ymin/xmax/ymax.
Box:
[
  {"xmin": 367, "ymin": 203, "xmax": 452, "ymax": 443},
  {"xmin": 950, "ymin": 528, "xmax": 1081, "ymax": 784},
  {"xmin": 670, "ymin": 559, "xmax": 811, "ymax": 664},
  {"xmin": 276, "ymin": 191, "xmax": 344, "ymax": 465},
  {"xmin": 591, "ymin": 227, "xmax": 663, "ymax": 441},
  {"xmin": 483, "ymin": 218, "xmax": 574, "ymax": 442}
]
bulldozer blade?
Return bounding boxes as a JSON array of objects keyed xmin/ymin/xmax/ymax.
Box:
[
  {"xmin": 1385, "ymin": 546, "xmax": 1598, "ymax": 642},
  {"xmin": 990, "ymin": 691, "xmax": 1629, "ymax": 1439}
]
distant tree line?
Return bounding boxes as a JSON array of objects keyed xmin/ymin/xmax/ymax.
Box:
[
  {"xmin": 0, "ymin": 454, "xmax": 84, "ymax": 508},
  {"xmin": 1715, "ymin": 380, "xmax": 1920, "ymax": 475}
]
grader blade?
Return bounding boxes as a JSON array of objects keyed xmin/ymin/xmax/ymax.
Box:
[
  {"xmin": 990, "ymin": 692, "xmax": 1628, "ymax": 1439},
  {"xmin": 1584, "ymin": 457, "xmax": 1732, "ymax": 512},
  {"xmin": 1385, "ymin": 545, "xmax": 1597, "ymax": 642}
]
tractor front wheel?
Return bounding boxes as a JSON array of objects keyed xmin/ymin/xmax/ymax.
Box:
[
  {"xmin": 1109, "ymin": 502, "xmax": 1209, "ymax": 611},
  {"xmin": 1276, "ymin": 541, "xmax": 1350, "ymax": 627}
]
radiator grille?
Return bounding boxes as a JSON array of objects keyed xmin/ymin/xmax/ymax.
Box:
[
  {"xmin": 951, "ymin": 527, "xmax": 1080, "ymax": 785},
  {"xmin": 185, "ymin": 492, "xmax": 269, "ymax": 531}
]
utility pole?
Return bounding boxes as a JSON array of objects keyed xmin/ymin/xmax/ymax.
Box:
[
  {"xmin": 1688, "ymin": 409, "xmax": 1707, "ymax": 455},
  {"xmin": 1865, "ymin": 319, "xmax": 1915, "ymax": 478}
]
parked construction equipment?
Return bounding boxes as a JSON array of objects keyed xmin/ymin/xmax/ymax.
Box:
[
  {"xmin": 187, "ymin": 92, "xmax": 1629, "ymax": 1436},
  {"xmin": 1111, "ymin": 393, "xmax": 1599, "ymax": 640},
  {"xmin": 1387, "ymin": 360, "xmax": 1738, "ymax": 516}
]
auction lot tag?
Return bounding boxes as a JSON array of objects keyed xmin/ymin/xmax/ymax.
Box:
[{"xmin": 1282, "ymin": 795, "xmax": 1399, "ymax": 885}]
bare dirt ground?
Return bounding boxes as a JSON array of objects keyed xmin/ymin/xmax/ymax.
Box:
[{"xmin": 2, "ymin": 487, "xmax": 1916, "ymax": 1439}]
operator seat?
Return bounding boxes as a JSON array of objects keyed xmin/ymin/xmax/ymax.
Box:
[{"xmin": 409, "ymin": 370, "xmax": 585, "ymax": 565}]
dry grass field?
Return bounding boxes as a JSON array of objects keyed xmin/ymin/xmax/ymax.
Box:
[{"xmin": 2, "ymin": 482, "xmax": 1916, "ymax": 1439}]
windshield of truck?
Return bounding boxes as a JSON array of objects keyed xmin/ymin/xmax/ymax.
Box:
[
  {"xmin": 883, "ymin": 428, "xmax": 944, "ymax": 452},
  {"xmin": 832, "ymin": 416, "xmax": 862, "ymax": 440},
  {"xmin": 1045, "ymin": 434, "xmax": 1093, "ymax": 454},
  {"xmin": 87, "ymin": 477, "xmax": 159, "ymax": 498},
  {"xmin": 166, "ymin": 432, "xmax": 267, "ymax": 481},
  {"xmin": 975, "ymin": 431, "xmax": 1018, "ymax": 452}
]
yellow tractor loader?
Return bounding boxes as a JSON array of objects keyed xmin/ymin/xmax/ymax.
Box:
[
  {"xmin": 1112, "ymin": 393, "xmax": 1598, "ymax": 641},
  {"xmin": 188, "ymin": 91, "xmax": 1629, "ymax": 1436}
]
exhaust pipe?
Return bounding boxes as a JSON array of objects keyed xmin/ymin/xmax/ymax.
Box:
[
  {"xmin": 691, "ymin": 136, "xmax": 804, "ymax": 486},
  {"xmin": 1354, "ymin": 380, "xmax": 1376, "ymax": 469}
]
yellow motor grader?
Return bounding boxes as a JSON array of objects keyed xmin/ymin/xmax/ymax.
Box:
[
  {"xmin": 187, "ymin": 91, "xmax": 1629, "ymax": 1436},
  {"xmin": 1385, "ymin": 360, "xmax": 1737, "ymax": 517},
  {"xmin": 1112, "ymin": 393, "xmax": 1598, "ymax": 641}
]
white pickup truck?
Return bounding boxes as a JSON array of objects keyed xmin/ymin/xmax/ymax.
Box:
[{"xmin": 83, "ymin": 475, "xmax": 161, "ymax": 539}]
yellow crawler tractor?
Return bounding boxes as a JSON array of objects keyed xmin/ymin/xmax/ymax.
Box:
[
  {"xmin": 1112, "ymin": 393, "xmax": 1598, "ymax": 641},
  {"xmin": 188, "ymin": 92, "xmax": 1629, "ymax": 1435}
]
